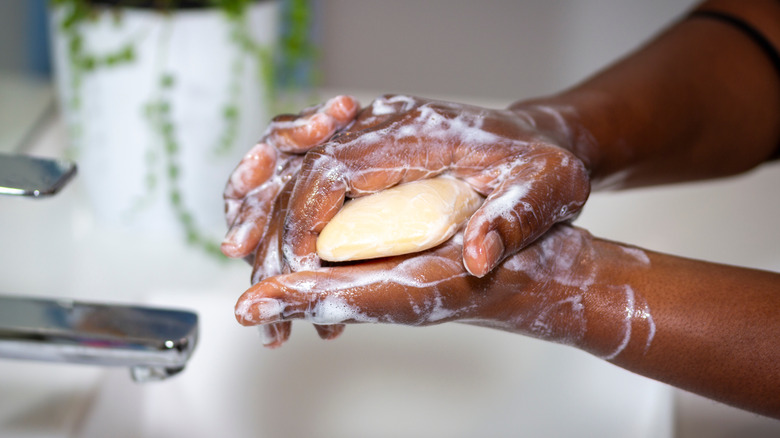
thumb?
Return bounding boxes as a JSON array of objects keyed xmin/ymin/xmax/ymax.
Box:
[{"xmin": 462, "ymin": 153, "xmax": 589, "ymax": 277}]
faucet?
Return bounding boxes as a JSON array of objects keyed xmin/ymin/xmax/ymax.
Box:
[
  {"xmin": 0, "ymin": 295, "xmax": 198, "ymax": 382},
  {"xmin": 0, "ymin": 153, "xmax": 199, "ymax": 381}
]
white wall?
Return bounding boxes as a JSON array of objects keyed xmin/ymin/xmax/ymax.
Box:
[{"xmin": 317, "ymin": 0, "xmax": 700, "ymax": 100}]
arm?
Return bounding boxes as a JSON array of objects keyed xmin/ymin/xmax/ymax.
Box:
[
  {"xmin": 598, "ymin": 247, "xmax": 780, "ymax": 419},
  {"xmin": 234, "ymin": 225, "xmax": 780, "ymax": 418},
  {"xmin": 272, "ymin": 0, "xmax": 780, "ymax": 277},
  {"xmin": 512, "ymin": 0, "xmax": 780, "ymax": 189},
  {"xmin": 220, "ymin": 0, "xmax": 780, "ymax": 350},
  {"xmin": 221, "ymin": 1, "xmax": 780, "ymax": 280}
]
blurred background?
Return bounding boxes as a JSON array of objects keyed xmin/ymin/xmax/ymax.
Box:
[
  {"xmin": 2, "ymin": 1, "xmax": 780, "ymax": 437},
  {"xmin": 317, "ymin": 0, "xmax": 698, "ymax": 100},
  {"xmin": 1, "ymin": 0, "xmax": 700, "ymax": 98}
]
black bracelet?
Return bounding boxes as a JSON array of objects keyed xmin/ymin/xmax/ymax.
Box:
[
  {"xmin": 689, "ymin": 10, "xmax": 780, "ymax": 78},
  {"xmin": 689, "ymin": 9, "xmax": 780, "ymax": 160}
]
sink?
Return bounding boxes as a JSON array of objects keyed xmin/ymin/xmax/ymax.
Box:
[
  {"xmin": 73, "ymin": 292, "xmax": 672, "ymax": 438},
  {"xmin": 4, "ymin": 97, "xmax": 779, "ymax": 438}
]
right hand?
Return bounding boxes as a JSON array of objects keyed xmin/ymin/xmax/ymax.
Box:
[{"xmin": 280, "ymin": 94, "xmax": 591, "ymax": 277}]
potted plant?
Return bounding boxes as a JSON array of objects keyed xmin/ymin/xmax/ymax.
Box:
[{"xmin": 48, "ymin": 0, "xmax": 316, "ymax": 256}]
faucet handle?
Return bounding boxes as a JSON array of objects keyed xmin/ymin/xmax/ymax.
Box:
[{"xmin": 0, "ymin": 152, "xmax": 76, "ymax": 198}]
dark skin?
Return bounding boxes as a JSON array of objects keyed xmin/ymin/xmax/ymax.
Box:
[{"xmin": 222, "ymin": 0, "xmax": 780, "ymax": 418}]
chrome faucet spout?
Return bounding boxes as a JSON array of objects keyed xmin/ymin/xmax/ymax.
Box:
[
  {"xmin": 0, "ymin": 152, "xmax": 77, "ymax": 198},
  {"xmin": 0, "ymin": 295, "xmax": 198, "ymax": 382}
]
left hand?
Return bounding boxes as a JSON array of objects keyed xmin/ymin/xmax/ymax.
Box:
[
  {"xmin": 279, "ymin": 94, "xmax": 591, "ymax": 277},
  {"xmin": 222, "ymin": 95, "xmax": 361, "ymax": 260},
  {"xmin": 222, "ymin": 95, "xmax": 361, "ymax": 347},
  {"xmin": 235, "ymin": 223, "xmax": 654, "ymax": 356}
]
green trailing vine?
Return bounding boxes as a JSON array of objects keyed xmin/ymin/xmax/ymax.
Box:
[
  {"xmin": 49, "ymin": 0, "xmax": 316, "ymax": 258},
  {"xmin": 275, "ymin": 0, "xmax": 320, "ymax": 113},
  {"xmin": 136, "ymin": 2, "xmax": 275, "ymax": 259},
  {"xmin": 214, "ymin": 7, "xmax": 276, "ymax": 155},
  {"xmin": 143, "ymin": 72, "xmax": 223, "ymax": 257},
  {"xmin": 52, "ymin": 0, "xmax": 138, "ymax": 158},
  {"xmin": 277, "ymin": 0, "xmax": 318, "ymax": 90}
]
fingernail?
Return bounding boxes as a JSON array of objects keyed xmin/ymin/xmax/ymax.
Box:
[
  {"xmin": 221, "ymin": 222, "xmax": 256, "ymax": 258},
  {"xmin": 236, "ymin": 297, "xmax": 282, "ymax": 325},
  {"xmin": 482, "ymin": 230, "xmax": 505, "ymax": 274},
  {"xmin": 220, "ymin": 226, "xmax": 244, "ymax": 258}
]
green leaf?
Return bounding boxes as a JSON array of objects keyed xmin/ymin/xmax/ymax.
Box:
[
  {"xmin": 170, "ymin": 190, "xmax": 181, "ymax": 206},
  {"xmin": 161, "ymin": 74, "xmax": 175, "ymax": 88},
  {"xmin": 167, "ymin": 164, "xmax": 180, "ymax": 179},
  {"xmin": 223, "ymin": 105, "xmax": 238, "ymax": 120}
]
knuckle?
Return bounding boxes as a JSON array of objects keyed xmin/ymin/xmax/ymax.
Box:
[{"xmin": 300, "ymin": 147, "xmax": 351, "ymax": 185}]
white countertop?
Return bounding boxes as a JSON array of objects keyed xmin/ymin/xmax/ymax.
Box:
[{"xmin": 1, "ymin": 89, "xmax": 779, "ymax": 437}]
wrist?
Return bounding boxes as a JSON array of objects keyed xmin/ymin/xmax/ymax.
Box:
[
  {"xmin": 494, "ymin": 226, "xmax": 654, "ymax": 358},
  {"xmin": 575, "ymin": 237, "xmax": 657, "ymax": 361},
  {"xmin": 508, "ymin": 91, "xmax": 623, "ymax": 185}
]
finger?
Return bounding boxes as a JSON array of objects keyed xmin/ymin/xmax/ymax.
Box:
[
  {"xmin": 250, "ymin": 173, "xmax": 297, "ymax": 282},
  {"xmin": 224, "ymin": 96, "xmax": 359, "ymax": 239},
  {"xmin": 344, "ymin": 94, "xmax": 421, "ymax": 133},
  {"xmin": 258, "ymin": 321, "xmax": 292, "ymax": 349},
  {"xmin": 266, "ymin": 95, "xmax": 360, "ymax": 153},
  {"xmin": 224, "ymin": 96, "xmax": 358, "ymax": 220},
  {"xmin": 252, "ymin": 181, "xmax": 339, "ymax": 348},
  {"xmin": 235, "ymin": 242, "xmax": 474, "ymax": 327},
  {"xmin": 224, "ymin": 142, "xmax": 277, "ymax": 226},
  {"xmin": 246, "ymin": 174, "xmax": 350, "ymax": 342},
  {"xmin": 462, "ymin": 149, "xmax": 590, "ymax": 277},
  {"xmin": 222, "ymin": 155, "xmax": 302, "ymax": 259},
  {"xmin": 314, "ymin": 323, "xmax": 346, "ymax": 341}
]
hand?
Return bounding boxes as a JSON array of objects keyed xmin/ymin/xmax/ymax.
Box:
[
  {"xmin": 235, "ymin": 224, "xmax": 656, "ymax": 356},
  {"xmin": 222, "ymin": 95, "xmax": 361, "ymax": 260},
  {"xmin": 221, "ymin": 95, "xmax": 360, "ymax": 347},
  {"xmin": 281, "ymin": 94, "xmax": 591, "ymax": 277}
]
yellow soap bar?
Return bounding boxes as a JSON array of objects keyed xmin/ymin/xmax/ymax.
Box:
[{"xmin": 317, "ymin": 176, "xmax": 483, "ymax": 262}]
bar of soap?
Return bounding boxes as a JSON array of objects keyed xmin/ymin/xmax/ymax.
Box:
[{"xmin": 317, "ymin": 176, "xmax": 483, "ymax": 262}]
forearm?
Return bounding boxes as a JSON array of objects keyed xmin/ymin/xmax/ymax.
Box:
[
  {"xmin": 580, "ymin": 238, "xmax": 780, "ymax": 418},
  {"xmin": 510, "ymin": 0, "xmax": 780, "ymax": 189}
]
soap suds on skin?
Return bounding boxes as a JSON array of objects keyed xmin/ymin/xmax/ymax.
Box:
[
  {"xmin": 240, "ymin": 95, "xmax": 649, "ymax": 356},
  {"xmin": 236, "ymin": 297, "xmax": 283, "ymax": 322},
  {"xmin": 257, "ymin": 324, "xmax": 285, "ymax": 346},
  {"xmin": 308, "ymin": 295, "xmax": 379, "ymax": 325},
  {"xmin": 602, "ymin": 285, "xmax": 636, "ymax": 360},
  {"xmin": 238, "ymin": 252, "xmax": 471, "ymax": 326},
  {"xmin": 500, "ymin": 226, "xmax": 655, "ymax": 357},
  {"xmin": 283, "ymin": 95, "xmax": 590, "ymax": 276},
  {"xmin": 241, "ymin": 226, "xmax": 656, "ymax": 358}
]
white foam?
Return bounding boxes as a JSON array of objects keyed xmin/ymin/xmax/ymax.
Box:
[
  {"xmin": 640, "ymin": 303, "xmax": 656, "ymax": 354},
  {"xmin": 309, "ymin": 295, "xmax": 377, "ymax": 324},
  {"xmin": 257, "ymin": 324, "xmax": 283, "ymax": 346},
  {"xmin": 620, "ymin": 245, "xmax": 651, "ymax": 266},
  {"xmin": 424, "ymin": 294, "xmax": 457, "ymax": 323},
  {"xmin": 601, "ymin": 285, "xmax": 635, "ymax": 360},
  {"xmin": 235, "ymin": 296, "xmax": 283, "ymax": 323}
]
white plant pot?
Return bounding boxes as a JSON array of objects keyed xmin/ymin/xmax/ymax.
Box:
[{"xmin": 49, "ymin": 1, "xmax": 278, "ymax": 243}]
